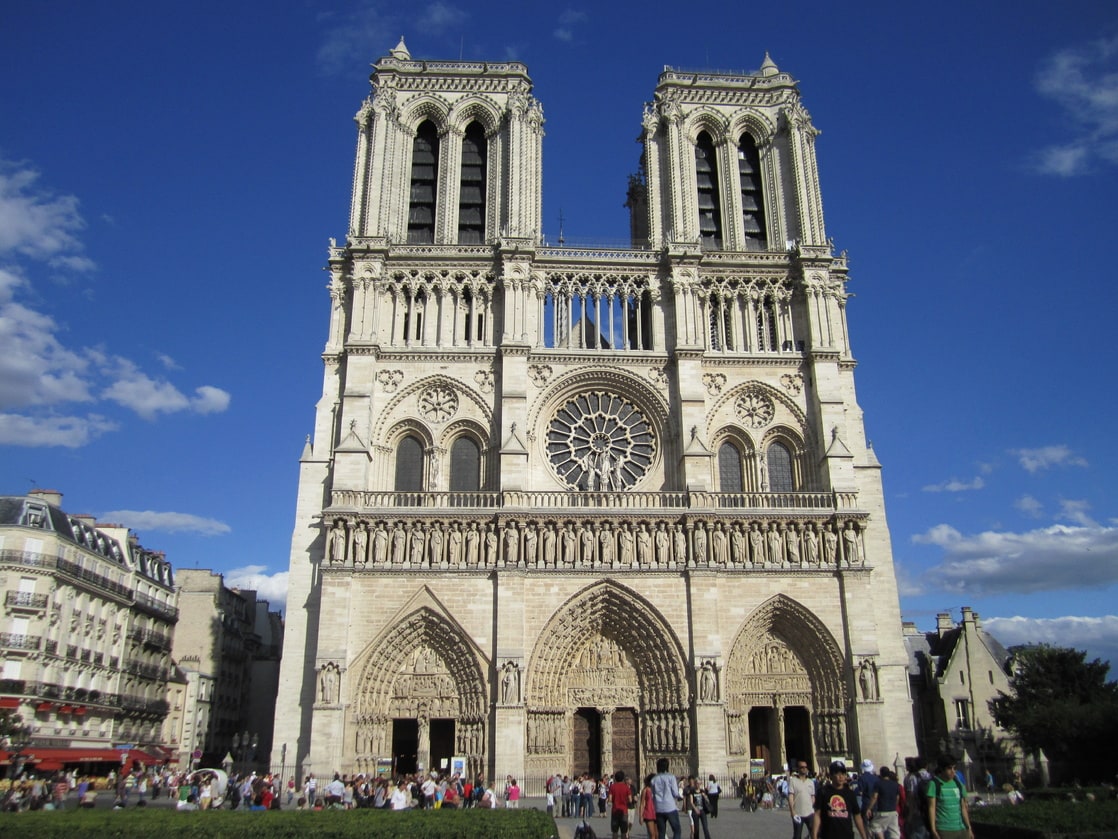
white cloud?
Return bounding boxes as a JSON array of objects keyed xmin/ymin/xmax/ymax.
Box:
[
  {"xmin": 554, "ymin": 9, "xmax": 587, "ymax": 43},
  {"xmin": 922, "ymin": 476, "xmax": 985, "ymax": 493},
  {"xmin": 225, "ymin": 564, "xmax": 290, "ymax": 611},
  {"xmin": 1009, "ymin": 444, "xmax": 1088, "ymax": 473},
  {"xmin": 418, "ymin": 2, "xmax": 466, "ymax": 34},
  {"xmin": 99, "ymin": 360, "xmax": 231, "ymax": 420},
  {"xmin": 984, "ymin": 615, "xmax": 1118, "ymax": 668},
  {"xmin": 0, "ymin": 161, "xmax": 92, "ymax": 264},
  {"xmin": 1014, "ymin": 494, "xmax": 1044, "ymax": 518},
  {"xmin": 317, "ymin": 2, "xmax": 397, "ymax": 75},
  {"xmin": 0, "ymin": 412, "xmax": 117, "ymax": 448},
  {"xmin": 1058, "ymin": 498, "xmax": 1097, "ymax": 527},
  {"xmin": 1030, "ymin": 35, "xmax": 1118, "ymax": 176},
  {"xmin": 913, "ymin": 521, "xmax": 1118, "ymax": 595},
  {"xmin": 98, "ymin": 510, "xmax": 231, "ymax": 536},
  {"xmin": 0, "ymin": 157, "xmax": 232, "ymax": 445}
]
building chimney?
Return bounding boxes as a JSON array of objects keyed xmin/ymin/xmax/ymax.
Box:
[
  {"xmin": 29, "ymin": 488, "xmax": 63, "ymax": 507},
  {"xmin": 937, "ymin": 612, "xmax": 954, "ymax": 638}
]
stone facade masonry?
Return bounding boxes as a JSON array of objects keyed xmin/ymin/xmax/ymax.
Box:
[{"xmin": 272, "ymin": 40, "xmax": 918, "ymax": 787}]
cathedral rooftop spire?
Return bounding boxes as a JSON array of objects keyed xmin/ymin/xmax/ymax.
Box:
[
  {"xmin": 389, "ymin": 36, "xmax": 411, "ymax": 61},
  {"xmin": 760, "ymin": 52, "xmax": 779, "ymax": 77}
]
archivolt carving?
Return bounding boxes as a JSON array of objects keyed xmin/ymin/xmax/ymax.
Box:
[
  {"xmin": 682, "ymin": 108, "xmax": 731, "ymax": 144},
  {"xmin": 725, "ymin": 594, "xmax": 846, "ymax": 713},
  {"xmin": 725, "ymin": 109, "xmax": 779, "ymax": 147},
  {"xmin": 526, "ymin": 581, "xmax": 687, "ymax": 712},
  {"xmin": 711, "ymin": 380, "xmax": 807, "ymax": 437},
  {"xmin": 352, "ymin": 605, "xmax": 488, "ymax": 722},
  {"xmin": 446, "ymin": 95, "xmax": 503, "ymax": 135},
  {"xmin": 401, "ymin": 94, "xmax": 452, "ymax": 132},
  {"xmin": 372, "ymin": 374, "xmax": 494, "ymax": 444},
  {"xmin": 529, "ymin": 368, "xmax": 669, "ymax": 443}
]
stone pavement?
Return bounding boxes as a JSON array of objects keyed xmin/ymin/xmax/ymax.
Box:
[{"xmin": 537, "ymin": 797, "xmax": 797, "ymax": 839}]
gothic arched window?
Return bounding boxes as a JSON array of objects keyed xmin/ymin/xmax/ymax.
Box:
[
  {"xmin": 767, "ymin": 441, "xmax": 795, "ymax": 492},
  {"xmin": 718, "ymin": 442, "xmax": 744, "ymax": 493},
  {"xmin": 394, "ymin": 435, "xmax": 425, "ymax": 491},
  {"xmin": 449, "ymin": 436, "xmax": 481, "ymax": 492},
  {"xmin": 738, "ymin": 132, "xmax": 767, "ymax": 250},
  {"xmin": 458, "ymin": 122, "xmax": 487, "ymax": 244},
  {"xmin": 695, "ymin": 131, "xmax": 723, "ymax": 249},
  {"xmin": 407, "ymin": 120, "xmax": 439, "ymax": 244}
]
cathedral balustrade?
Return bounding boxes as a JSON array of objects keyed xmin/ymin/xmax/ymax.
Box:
[
  {"xmin": 330, "ymin": 488, "xmax": 852, "ymax": 512},
  {"xmin": 319, "ymin": 498, "xmax": 869, "ymax": 571}
]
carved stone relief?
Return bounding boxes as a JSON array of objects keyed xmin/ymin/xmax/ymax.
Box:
[{"xmin": 376, "ymin": 369, "xmax": 404, "ymax": 392}]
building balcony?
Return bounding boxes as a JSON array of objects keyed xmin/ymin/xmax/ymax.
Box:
[
  {"xmin": 0, "ymin": 632, "xmax": 42, "ymax": 651},
  {"xmin": 133, "ymin": 592, "xmax": 179, "ymax": 623},
  {"xmin": 5, "ymin": 590, "xmax": 49, "ymax": 610},
  {"xmin": 328, "ymin": 488, "xmax": 859, "ymax": 513}
]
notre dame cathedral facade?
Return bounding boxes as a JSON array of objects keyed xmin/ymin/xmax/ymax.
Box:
[{"xmin": 273, "ymin": 38, "xmax": 917, "ymax": 786}]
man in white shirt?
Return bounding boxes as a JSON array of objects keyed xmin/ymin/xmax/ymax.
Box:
[{"xmin": 788, "ymin": 761, "xmax": 816, "ymax": 839}]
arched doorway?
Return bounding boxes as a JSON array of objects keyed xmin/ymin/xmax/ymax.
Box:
[
  {"xmin": 724, "ymin": 595, "xmax": 848, "ymax": 774},
  {"xmin": 351, "ymin": 598, "xmax": 488, "ymax": 778},
  {"xmin": 525, "ymin": 581, "xmax": 689, "ymax": 779}
]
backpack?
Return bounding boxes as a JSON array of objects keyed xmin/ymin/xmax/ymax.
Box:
[
  {"xmin": 918, "ymin": 776, "xmax": 962, "ymax": 828},
  {"xmin": 574, "ymin": 821, "xmax": 599, "ymax": 839}
]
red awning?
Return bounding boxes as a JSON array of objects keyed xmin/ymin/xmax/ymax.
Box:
[
  {"xmin": 36, "ymin": 702, "xmax": 53, "ymax": 712},
  {"xmin": 73, "ymin": 706, "xmax": 86, "ymax": 715},
  {"xmin": 58, "ymin": 705, "xmax": 73, "ymax": 713},
  {"xmin": 0, "ymin": 697, "xmax": 19, "ymax": 709}
]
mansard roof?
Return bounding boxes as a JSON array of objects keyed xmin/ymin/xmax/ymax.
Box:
[{"xmin": 0, "ymin": 493, "xmax": 175, "ymax": 589}]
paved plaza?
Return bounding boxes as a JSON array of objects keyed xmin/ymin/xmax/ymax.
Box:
[{"xmin": 542, "ymin": 797, "xmax": 796, "ymax": 839}]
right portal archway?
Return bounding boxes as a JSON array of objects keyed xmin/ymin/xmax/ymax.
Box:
[{"xmin": 724, "ymin": 594, "xmax": 849, "ymax": 773}]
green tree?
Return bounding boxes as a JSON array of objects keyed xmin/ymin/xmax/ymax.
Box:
[
  {"xmin": 0, "ymin": 708, "xmax": 31, "ymax": 744},
  {"xmin": 989, "ymin": 645, "xmax": 1118, "ymax": 780}
]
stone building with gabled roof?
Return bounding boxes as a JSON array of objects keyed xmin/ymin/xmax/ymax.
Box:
[{"xmin": 903, "ymin": 607, "xmax": 1022, "ymax": 782}]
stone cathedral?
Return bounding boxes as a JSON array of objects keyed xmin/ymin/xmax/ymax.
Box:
[{"xmin": 273, "ymin": 39, "xmax": 917, "ymax": 786}]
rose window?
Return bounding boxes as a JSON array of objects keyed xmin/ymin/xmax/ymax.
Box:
[
  {"xmin": 547, "ymin": 391, "xmax": 655, "ymax": 490},
  {"xmin": 734, "ymin": 390, "xmax": 775, "ymax": 429}
]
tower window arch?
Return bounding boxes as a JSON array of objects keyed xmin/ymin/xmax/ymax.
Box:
[
  {"xmin": 766, "ymin": 441, "xmax": 795, "ymax": 492},
  {"xmin": 408, "ymin": 121, "xmax": 439, "ymax": 244},
  {"xmin": 394, "ymin": 435, "xmax": 425, "ymax": 492},
  {"xmin": 458, "ymin": 122, "xmax": 487, "ymax": 244},
  {"xmin": 738, "ymin": 132, "xmax": 767, "ymax": 250},
  {"xmin": 718, "ymin": 442, "xmax": 744, "ymax": 493},
  {"xmin": 695, "ymin": 131, "xmax": 723, "ymax": 249},
  {"xmin": 449, "ymin": 436, "xmax": 481, "ymax": 492}
]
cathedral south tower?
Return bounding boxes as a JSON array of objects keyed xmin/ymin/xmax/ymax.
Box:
[{"xmin": 273, "ymin": 40, "xmax": 916, "ymax": 785}]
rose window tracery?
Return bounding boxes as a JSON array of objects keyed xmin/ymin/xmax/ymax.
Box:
[
  {"xmin": 734, "ymin": 390, "xmax": 775, "ymax": 429},
  {"xmin": 546, "ymin": 391, "xmax": 655, "ymax": 490},
  {"xmin": 419, "ymin": 385, "xmax": 459, "ymax": 423}
]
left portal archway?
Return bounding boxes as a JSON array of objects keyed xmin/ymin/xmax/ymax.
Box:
[{"xmin": 351, "ymin": 606, "xmax": 488, "ymax": 777}]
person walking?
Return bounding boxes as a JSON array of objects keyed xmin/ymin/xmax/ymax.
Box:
[{"xmin": 652, "ymin": 758, "xmax": 684, "ymax": 839}]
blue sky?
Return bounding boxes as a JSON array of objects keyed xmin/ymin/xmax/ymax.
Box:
[{"xmin": 3, "ymin": 1, "xmax": 1117, "ymax": 669}]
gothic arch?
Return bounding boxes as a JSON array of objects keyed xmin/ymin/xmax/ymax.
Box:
[
  {"xmin": 447, "ymin": 96, "xmax": 502, "ymax": 136},
  {"xmin": 683, "ymin": 109, "xmax": 730, "ymax": 145},
  {"xmin": 401, "ymin": 95, "xmax": 451, "ymax": 133},
  {"xmin": 726, "ymin": 110, "xmax": 778, "ymax": 147},
  {"xmin": 725, "ymin": 594, "xmax": 847, "ymax": 713},
  {"xmin": 372, "ymin": 373, "xmax": 494, "ymax": 444},
  {"xmin": 526, "ymin": 580, "xmax": 687, "ymax": 710},
  {"xmin": 710, "ymin": 379, "xmax": 808, "ymax": 437},
  {"xmin": 351, "ymin": 590, "xmax": 489, "ymax": 721}
]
